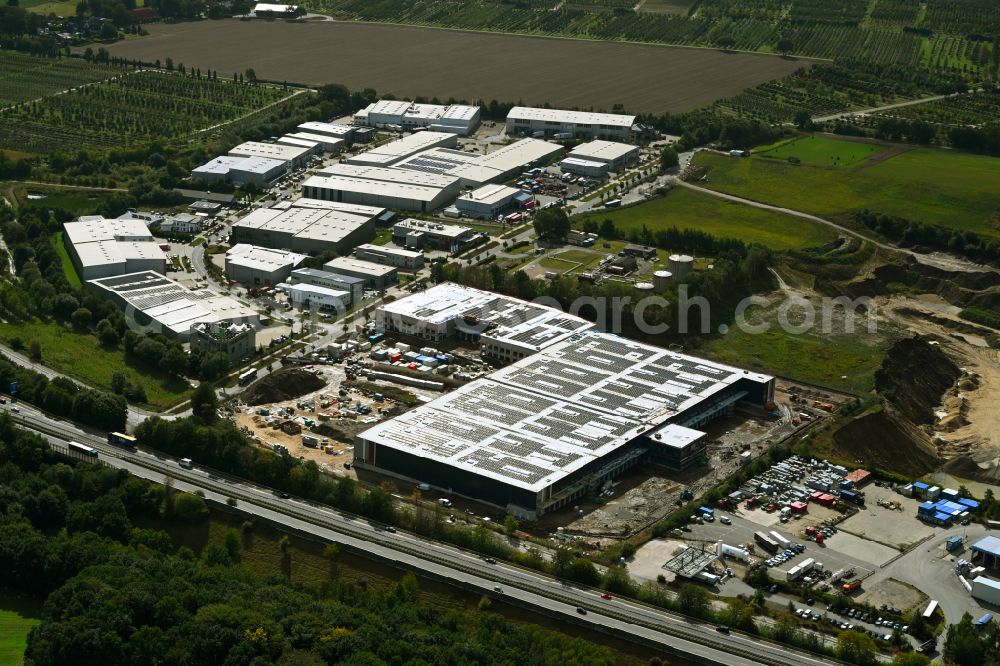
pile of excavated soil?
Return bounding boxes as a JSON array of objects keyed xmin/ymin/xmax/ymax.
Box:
[
  {"xmin": 832, "ymin": 410, "xmax": 940, "ymax": 477},
  {"xmin": 874, "ymin": 337, "xmax": 960, "ymax": 425},
  {"xmin": 242, "ymin": 368, "xmax": 326, "ymax": 406},
  {"xmin": 942, "ymin": 455, "xmax": 1000, "ymax": 485}
]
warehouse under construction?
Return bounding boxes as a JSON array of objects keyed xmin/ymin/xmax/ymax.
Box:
[{"xmin": 355, "ymin": 308, "xmax": 774, "ymax": 518}]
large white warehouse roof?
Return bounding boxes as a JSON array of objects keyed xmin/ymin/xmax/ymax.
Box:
[{"xmin": 508, "ymin": 106, "xmax": 636, "ymax": 128}]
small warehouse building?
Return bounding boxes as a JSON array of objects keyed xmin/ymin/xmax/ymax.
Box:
[
  {"xmin": 506, "ymin": 107, "xmax": 636, "ymax": 142},
  {"xmin": 280, "ymin": 132, "xmax": 344, "ymax": 153},
  {"xmin": 290, "ymin": 267, "xmax": 364, "ymax": 305},
  {"xmin": 297, "ymin": 121, "xmax": 355, "ymax": 145},
  {"xmin": 229, "ymin": 141, "xmax": 311, "ymax": 169},
  {"xmin": 455, "ymin": 184, "xmax": 523, "ymax": 220},
  {"xmin": 225, "ymin": 244, "xmax": 307, "ymax": 286},
  {"xmin": 229, "ymin": 206, "xmax": 377, "ymax": 255},
  {"xmin": 566, "ymin": 140, "xmax": 639, "ymax": 173},
  {"xmin": 192, "ymin": 155, "xmax": 286, "ymax": 187},
  {"xmin": 280, "ymin": 283, "xmax": 351, "ymax": 312},
  {"xmin": 323, "ymin": 256, "xmax": 398, "ymax": 290},
  {"xmin": 275, "ymin": 135, "xmax": 322, "ymax": 156},
  {"xmin": 391, "ymin": 218, "xmax": 481, "ymax": 253},
  {"xmin": 972, "ymin": 537, "xmax": 1000, "ymax": 570},
  {"xmin": 353, "ymin": 243, "xmax": 424, "ymax": 270},
  {"xmin": 188, "ymin": 200, "xmax": 223, "ymax": 216},
  {"xmin": 191, "ymin": 321, "xmax": 256, "ymax": 362},
  {"xmin": 64, "ymin": 216, "xmax": 167, "ymax": 281}
]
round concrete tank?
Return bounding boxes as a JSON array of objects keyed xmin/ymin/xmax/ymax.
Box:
[
  {"xmin": 668, "ymin": 254, "xmax": 694, "ymax": 280},
  {"xmin": 653, "ymin": 270, "xmax": 672, "ymax": 292},
  {"xmin": 635, "ymin": 282, "xmax": 655, "ymax": 292}
]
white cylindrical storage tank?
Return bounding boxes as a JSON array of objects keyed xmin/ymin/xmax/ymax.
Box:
[
  {"xmin": 720, "ymin": 544, "xmax": 750, "ymax": 562},
  {"xmin": 668, "ymin": 254, "xmax": 694, "ymax": 280},
  {"xmin": 635, "ymin": 282, "xmax": 655, "ymax": 292},
  {"xmin": 716, "ymin": 540, "xmax": 724, "ymax": 555},
  {"xmin": 653, "ymin": 270, "xmax": 672, "ymax": 293}
]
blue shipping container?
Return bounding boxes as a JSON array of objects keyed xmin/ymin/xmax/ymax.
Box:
[
  {"xmin": 698, "ymin": 506, "xmax": 715, "ymax": 517},
  {"xmin": 975, "ymin": 613, "xmax": 993, "ymax": 627}
]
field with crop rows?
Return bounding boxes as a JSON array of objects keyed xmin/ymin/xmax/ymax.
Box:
[
  {"xmin": 0, "ymin": 70, "xmax": 290, "ymax": 153},
  {"xmin": 0, "ymin": 52, "xmax": 123, "ymax": 107},
  {"xmin": 302, "ymin": 0, "xmax": 997, "ymax": 79},
  {"xmin": 873, "ymin": 90, "xmax": 1000, "ymax": 128},
  {"xmin": 713, "ymin": 62, "xmax": 944, "ymax": 123},
  {"xmin": 99, "ymin": 21, "xmax": 809, "ymax": 113}
]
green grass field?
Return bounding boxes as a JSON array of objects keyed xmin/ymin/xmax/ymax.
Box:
[
  {"xmin": 695, "ymin": 145, "xmax": 1000, "ymax": 236},
  {"xmin": 754, "ymin": 136, "xmax": 887, "ymax": 167},
  {"xmin": 23, "ymin": 0, "xmax": 78, "ymax": 15},
  {"xmin": 579, "ymin": 187, "xmax": 838, "ymax": 250},
  {"xmin": 0, "ymin": 321, "xmax": 190, "ymax": 410},
  {"xmin": 50, "ymin": 233, "xmax": 82, "ymax": 289},
  {"xmin": 21, "ymin": 190, "xmax": 105, "ymax": 216},
  {"xmin": 0, "ymin": 593, "xmax": 42, "ymax": 665},
  {"xmin": 702, "ymin": 326, "xmax": 888, "ymax": 395}
]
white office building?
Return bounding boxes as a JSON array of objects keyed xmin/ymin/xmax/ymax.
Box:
[
  {"xmin": 290, "ymin": 267, "xmax": 365, "ymax": 305},
  {"xmin": 391, "ymin": 218, "xmax": 481, "ymax": 253},
  {"xmin": 323, "ymin": 256, "xmax": 398, "ymax": 290},
  {"xmin": 280, "ymin": 282, "xmax": 351, "ymax": 312},
  {"xmin": 297, "ymin": 121, "xmax": 356, "ymax": 144},
  {"xmin": 506, "ymin": 107, "xmax": 636, "ymax": 142}
]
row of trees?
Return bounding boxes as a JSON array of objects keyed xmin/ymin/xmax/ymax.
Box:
[{"xmin": 857, "ymin": 209, "xmax": 1000, "ymax": 262}]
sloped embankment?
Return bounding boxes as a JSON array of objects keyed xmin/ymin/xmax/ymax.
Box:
[
  {"xmin": 832, "ymin": 337, "xmax": 959, "ymax": 476},
  {"xmin": 242, "ymin": 368, "xmax": 326, "ymax": 406}
]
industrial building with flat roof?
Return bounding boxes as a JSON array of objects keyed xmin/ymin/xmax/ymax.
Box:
[
  {"xmin": 302, "ymin": 165, "xmax": 460, "ymax": 213},
  {"xmin": 345, "ymin": 131, "xmax": 458, "ymax": 167},
  {"xmin": 290, "ymin": 267, "xmax": 364, "ymax": 305},
  {"xmin": 88, "ymin": 271, "xmax": 259, "ymax": 339},
  {"xmin": 225, "ymin": 244, "xmax": 307, "ymax": 286},
  {"xmin": 391, "ymin": 218, "xmax": 482, "ymax": 253},
  {"xmin": 275, "ymin": 136, "xmax": 321, "ymax": 155},
  {"xmin": 64, "ymin": 216, "xmax": 166, "ymax": 281},
  {"xmin": 353, "ymin": 243, "xmax": 424, "ymax": 270},
  {"xmin": 297, "ymin": 121, "xmax": 355, "ymax": 143},
  {"xmin": 356, "ymin": 327, "xmax": 774, "ymax": 517},
  {"xmin": 355, "ymin": 100, "xmax": 481, "ymax": 135},
  {"xmin": 191, "ymin": 155, "xmax": 287, "ymax": 186},
  {"xmin": 507, "ymin": 106, "xmax": 636, "ymax": 142},
  {"xmin": 280, "ymin": 132, "xmax": 344, "ymax": 153},
  {"xmin": 229, "ymin": 206, "xmax": 376, "ymax": 255},
  {"xmin": 455, "ymin": 184, "xmax": 527, "ymax": 220},
  {"xmin": 323, "ymin": 256, "xmax": 398, "ymax": 290},
  {"xmin": 447, "ymin": 138, "xmax": 564, "ymax": 187},
  {"xmin": 561, "ymin": 140, "xmax": 639, "ymax": 177},
  {"xmin": 375, "ymin": 282, "xmax": 593, "ymax": 359},
  {"xmin": 191, "ymin": 321, "xmax": 256, "ymax": 362},
  {"xmin": 229, "ymin": 141, "xmax": 311, "ymax": 169},
  {"xmin": 280, "ymin": 282, "xmax": 350, "ymax": 312}
]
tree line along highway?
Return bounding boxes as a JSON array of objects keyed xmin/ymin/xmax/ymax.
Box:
[{"xmin": 5, "ymin": 402, "xmax": 850, "ymax": 666}]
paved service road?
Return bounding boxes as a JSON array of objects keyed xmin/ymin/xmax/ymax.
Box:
[{"xmin": 5, "ymin": 402, "xmax": 848, "ymax": 666}]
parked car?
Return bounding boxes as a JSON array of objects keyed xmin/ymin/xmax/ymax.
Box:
[{"xmin": 720, "ymin": 516, "xmax": 732, "ymax": 525}]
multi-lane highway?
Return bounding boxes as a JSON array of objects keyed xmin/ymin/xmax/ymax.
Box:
[{"xmin": 4, "ymin": 402, "xmax": 847, "ymax": 666}]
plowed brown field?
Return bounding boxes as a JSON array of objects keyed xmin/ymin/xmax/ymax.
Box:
[{"xmin": 97, "ymin": 19, "xmax": 817, "ymax": 113}]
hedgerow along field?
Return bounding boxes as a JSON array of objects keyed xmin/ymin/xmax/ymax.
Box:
[
  {"xmin": 97, "ymin": 20, "xmax": 815, "ymax": 114},
  {"xmin": 693, "ymin": 140, "xmax": 1000, "ymax": 236},
  {"xmin": 577, "ymin": 186, "xmax": 838, "ymax": 250},
  {"xmin": 0, "ymin": 51, "xmax": 121, "ymax": 107},
  {"xmin": 0, "ymin": 68, "xmax": 292, "ymax": 153}
]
